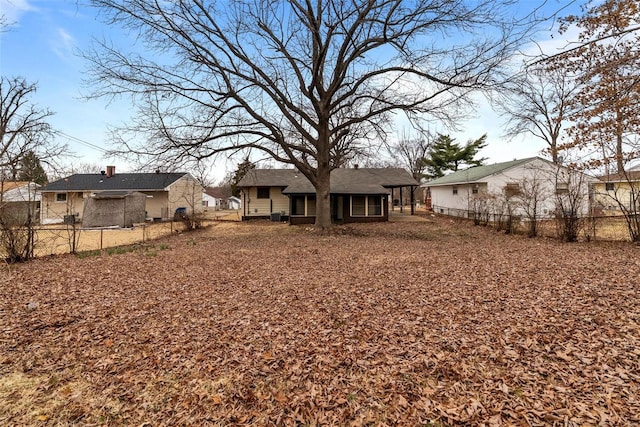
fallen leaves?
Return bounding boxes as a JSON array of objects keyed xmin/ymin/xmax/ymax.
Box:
[{"xmin": 0, "ymin": 218, "xmax": 639, "ymax": 425}]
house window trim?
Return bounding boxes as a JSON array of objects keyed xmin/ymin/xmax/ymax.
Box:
[
  {"xmin": 605, "ymin": 182, "xmax": 615, "ymax": 191},
  {"xmin": 256, "ymin": 187, "xmax": 270, "ymax": 199},
  {"xmin": 452, "ymin": 186, "xmax": 458, "ymax": 195},
  {"xmin": 350, "ymin": 195, "xmax": 384, "ymax": 217},
  {"xmin": 55, "ymin": 192, "xmax": 67, "ymax": 203}
]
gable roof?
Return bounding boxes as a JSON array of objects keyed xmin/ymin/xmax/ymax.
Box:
[
  {"xmin": 238, "ymin": 168, "xmax": 418, "ymax": 194},
  {"xmin": 425, "ymin": 157, "xmax": 539, "ymax": 186},
  {"xmin": 204, "ymin": 187, "xmax": 228, "ymax": 199},
  {"xmin": 39, "ymin": 172, "xmax": 189, "ymax": 192}
]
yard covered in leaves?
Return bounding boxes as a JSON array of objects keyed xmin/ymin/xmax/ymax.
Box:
[{"xmin": 1, "ymin": 218, "xmax": 639, "ymax": 426}]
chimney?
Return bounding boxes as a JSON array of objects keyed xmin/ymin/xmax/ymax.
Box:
[{"xmin": 106, "ymin": 166, "xmax": 115, "ymax": 178}]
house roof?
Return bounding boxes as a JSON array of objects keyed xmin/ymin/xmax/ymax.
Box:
[
  {"xmin": 0, "ymin": 182, "xmax": 40, "ymax": 202},
  {"xmin": 237, "ymin": 169, "xmax": 299, "ymax": 187},
  {"xmin": 39, "ymin": 172, "xmax": 188, "ymax": 192},
  {"xmin": 597, "ymin": 170, "xmax": 640, "ymax": 182},
  {"xmin": 237, "ymin": 167, "xmax": 418, "ymax": 194},
  {"xmin": 1, "ymin": 181, "xmax": 32, "ymax": 192},
  {"xmin": 204, "ymin": 187, "xmax": 227, "ymax": 199},
  {"xmin": 425, "ymin": 157, "xmax": 539, "ymax": 186}
]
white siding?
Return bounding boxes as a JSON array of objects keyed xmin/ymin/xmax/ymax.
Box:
[{"xmin": 428, "ymin": 158, "xmax": 592, "ymax": 219}]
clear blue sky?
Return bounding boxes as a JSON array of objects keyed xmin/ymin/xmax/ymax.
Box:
[{"xmin": 1, "ymin": 0, "xmax": 586, "ymax": 180}]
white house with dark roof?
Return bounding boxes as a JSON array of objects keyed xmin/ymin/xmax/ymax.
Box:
[
  {"xmin": 38, "ymin": 166, "xmax": 204, "ymax": 225},
  {"xmin": 424, "ymin": 157, "xmax": 593, "ymax": 219},
  {"xmin": 237, "ymin": 167, "xmax": 419, "ymax": 224}
]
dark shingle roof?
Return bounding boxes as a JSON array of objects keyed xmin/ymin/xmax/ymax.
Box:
[
  {"xmin": 237, "ymin": 168, "xmax": 418, "ymax": 194},
  {"xmin": 237, "ymin": 169, "xmax": 299, "ymax": 187},
  {"xmin": 39, "ymin": 173, "xmax": 188, "ymax": 192}
]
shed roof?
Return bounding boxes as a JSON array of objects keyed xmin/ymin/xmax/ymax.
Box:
[
  {"xmin": 425, "ymin": 157, "xmax": 539, "ymax": 186},
  {"xmin": 40, "ymin": 172, "xmax": 188, "ymax": 192},
  {"xmin": 237, "ymin": 168, "xmax": 418, "ymax": 194}
]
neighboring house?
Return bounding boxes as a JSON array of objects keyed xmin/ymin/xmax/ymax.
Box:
[
  {"xmin": 592, "ymin": 170, "xmax": 640, "ymax": 215},
  {"xmin": 424, "ymin": 157, "xmax": 593, "ymax": 219},
  {"xmin": 227, "ymin": 196, "xmax": 241, "ymax": 210},
  {"xmin": 237, "ymin": 167, "xmax": 419, "ymax": 224},
  {"xmin": 0, "ymin": 181, "xmax": 40, "ymax": 223},
  {"xmin": 38, "ymin": 166, "xmax": 204, "ymax": 225},
  {"xmin": 202, "ymin": 187, "xmax": 227, "ymax": 211}
]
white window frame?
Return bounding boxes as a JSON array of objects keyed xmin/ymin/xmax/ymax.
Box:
[{"xmin": 55, "ymin": 192, "xmax": 67, "ymax": 203}]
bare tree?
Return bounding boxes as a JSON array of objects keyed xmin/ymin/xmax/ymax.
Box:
[
  {"xmin": 388, "ymin": 129, "xmax": 433, "ymax": 182},
  {"xmin": 85, "ymin": 0, "xmax": 548, "ymax": 229},
  {"xmin": 0, "ymin": 77, "xmax": 63, "ymax": 176},
  {"xmin": 594, "ymin": 170, "xmax": 640, "ymax": 242},
  {"xmin": 554, "ymin": 165, "xmax": 590, "ymax": 242},
  {"xmin": 496, "ymin": 65, "xmax": 578, "ymax": 164},
  {"xmin": 0, "ymin": 77, "xmax": 65, "ymax": 261},
  {"xmin": 513, "ymin": 165, "xmax": 551, "ymax": 237}
]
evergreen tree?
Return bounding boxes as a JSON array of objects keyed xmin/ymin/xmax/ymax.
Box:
[
  {"xmin": 229, "ymin": 157, "xmax": 256, "ymax": 197},
  {"xmin": 424, "ymin": 134, "xmax": 487, "ymax": 178},
  {"xmin": 17, "ymin": 150, "xmax": 48, "ymax": 184}
]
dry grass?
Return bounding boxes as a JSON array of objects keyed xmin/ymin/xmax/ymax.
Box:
[{"xmin": 1, "ymin": 218, "xmax": 639, "ymax": 425}]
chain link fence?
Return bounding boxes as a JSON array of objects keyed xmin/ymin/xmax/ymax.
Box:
[{"xmin": 430, "ymin": 205, "xmax": 636, "ymax": 242}]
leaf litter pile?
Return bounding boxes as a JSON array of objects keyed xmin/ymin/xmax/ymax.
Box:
[{"xmin": 1, "ymin": 218, "xmax": 639, "ymax": 426}]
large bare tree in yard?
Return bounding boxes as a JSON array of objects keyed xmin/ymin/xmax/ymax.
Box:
[
  {"xmin": 87, "ymin": 0, "xmax": 546, "ymax": 229},
  {"xmin": 497, "ymin": 65, "xmax": 578, "ymax": 164}
]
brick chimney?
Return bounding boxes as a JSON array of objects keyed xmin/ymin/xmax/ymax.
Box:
[{"xmin": 106, "ymin": 165, "xmax": 115, "ymax": 178}]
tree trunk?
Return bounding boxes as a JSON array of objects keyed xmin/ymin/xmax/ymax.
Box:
[
  {"xmin": 314, "ymin": 163, "xmax": 332, "ymax": 230},
  {"xmin": 616, "ymin": 108, "xmax": 624, "ymax": 173}
]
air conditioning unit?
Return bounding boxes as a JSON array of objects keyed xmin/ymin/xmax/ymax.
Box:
[{"xmin": 270, "ymin": 212, "xmax": 281, "ymax": 222}]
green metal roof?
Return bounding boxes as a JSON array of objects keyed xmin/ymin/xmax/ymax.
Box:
[{"xmin": 425, "ymin": 157, "xmax": 539, "ymax": 186}]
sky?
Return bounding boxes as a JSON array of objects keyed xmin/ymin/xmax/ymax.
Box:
[{"xmin": 0, "ymin": 0, "xmax": 587, "ymax": 183}]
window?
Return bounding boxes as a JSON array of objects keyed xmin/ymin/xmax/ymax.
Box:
[
  {"xmin": 605, "ymin": 182, "xmax": 615, "ymax": 191},
  {"xmin": 368, "ymin": 196, "xmax": 382, "ymax": 216},
  {"xmin": 452, "ymin": 186, "xmax": 458, "ymax": 195},
  {"xmin": 504, "ymin": 183, "xmax": 521, "ymax": 197},
  {"xmin": 556, "ymin": 182, "xmax": 569, "ymax": 194},
  {"xmin": 256, "ymin": 187, "xmax": 270, "ymax": 199},
  {"xmin": 472, "ymin": 185, "xmax": 479, "ymax": 194},
  {"xmin": 291, "ymin": 196, "xmax": 305, "ymax": 215},
  {"xmin": 291, "ymin": 195, "xmax": 316, "ymax": 216},
  {"xmin": 55, "ymin": 193, "xmax": 67, "ymax": 202},
  {"xmin": 351, "ymin": 196, "xmax": 366, "ymax": 216},
  {"xmin": 307, "ymin": 195, "xmax": 316, "ymax": 216},
  {"xmin": 351, "ymin": 195, "xmax": 382, "ymax": 216}
]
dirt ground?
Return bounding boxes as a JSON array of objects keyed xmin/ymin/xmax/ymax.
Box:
[{"xmin": 1, "ymin": 218, "xmax": 639, "ymax": 425}]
